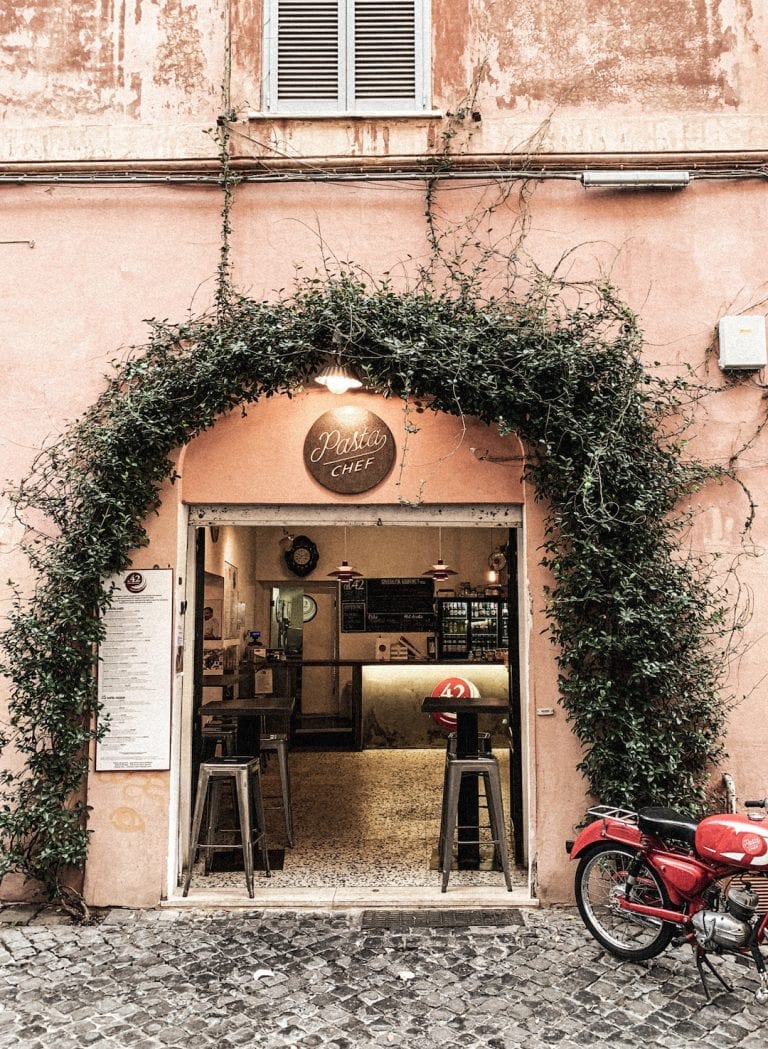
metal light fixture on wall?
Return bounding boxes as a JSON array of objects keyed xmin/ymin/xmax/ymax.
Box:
[
  {"xmin": 423, "ymin": 527, "xmax": 457, "ymax": 582},
  {"xmin": 328, "ymin": 526, "xmax": 363, "ymax": 582},
  {"xmin": 581, "ymin": 170, "xmax": 690, "ymax": 189},
  {"xmin": 313, "ymin": 359, "xmax": 363, "ymax": 395},
  {"xmin": 486, "ymin": 545, "xmax": 506, "ymax": 593}
]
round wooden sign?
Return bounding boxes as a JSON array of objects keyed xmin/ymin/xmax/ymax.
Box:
[{"xmin": 304, "ymin": 406, "xmax": 396, "ymax": 494}]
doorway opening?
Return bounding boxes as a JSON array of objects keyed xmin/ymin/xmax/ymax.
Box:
[{"xmin": 174, "ymin": 505, "xmax": 530, "ymax": 904}]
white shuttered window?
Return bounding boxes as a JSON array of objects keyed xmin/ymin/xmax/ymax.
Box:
[{"xmin": 264, "ymin": 0, "xmax": 430, "ymax": 114}]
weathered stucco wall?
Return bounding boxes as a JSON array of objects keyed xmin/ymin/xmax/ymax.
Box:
[
  {"xmin": 0, "ymin": 0, "xmax": 224, "ymax": 160},
  {"xmin": 236, "ymin": 0, "xmax": 768, "ymax": 156},
  {"xmin": 3, "ymin": 171, "xmax": 768, "ymax": 905},
  {"xmin": 0, "ymin": 0, "xmax": 224, "ymax": 119},
  {"xmin": 2, "ymin": 1, "xmax": 767, "ymax": 161},
  {"xmin": 3, "ymin": 0, "xmax": 768, "ymax": 907}
]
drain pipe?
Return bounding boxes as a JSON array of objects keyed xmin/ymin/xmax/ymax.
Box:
[{"xmin": 723, "ymin": 773, "xmax": 737, "ymax": 813}]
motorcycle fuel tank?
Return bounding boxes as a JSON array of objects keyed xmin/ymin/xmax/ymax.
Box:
[{"xmin": 696, "ymin": 814, "xmax": 768, "ymax": 868}]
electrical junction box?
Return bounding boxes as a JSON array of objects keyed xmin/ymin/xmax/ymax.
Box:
[{"xmin": 718, "ymin": 315, "xmax": 767, "ymax": 370}]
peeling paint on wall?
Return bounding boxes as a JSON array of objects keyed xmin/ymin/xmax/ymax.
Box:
[
  {"xmin": 0, "ymin": 0, "xmax": 221, "ymax": 125},
  {"xmin": 432, "ymin": 0, "xmax": 472, "ymax": 107},
  {"xmin": 0, "ymin": 0, "xmax": 137, "ymax": 118},
  {"xmin": 154, "ymin": 0, "xmax": 206, "ymax": 93},
  {"xmin": 0, "ymin": 0, "xmax": 765, "ymax": 161},
  {"xmin": 482, "ymin": 0, "xmax": 741, "ymax": 110}
]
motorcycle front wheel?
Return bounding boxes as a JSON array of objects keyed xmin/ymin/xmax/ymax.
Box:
[{"xmin": 575, "ymin": 842, "xmax": 676, "ymax": 961}]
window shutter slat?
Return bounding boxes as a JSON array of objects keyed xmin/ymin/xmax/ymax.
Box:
[
  {"xmin": 277, "ymin": 1, "xmax": 339, "ymax": 100},
  {"xmin": 353, "ymin": 0, "xmax": 417, "ymax": 99}
]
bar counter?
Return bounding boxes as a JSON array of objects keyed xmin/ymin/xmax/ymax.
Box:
[{"xmin": 292, "ymin": 659, "xmax": 510, "ymax": 749}]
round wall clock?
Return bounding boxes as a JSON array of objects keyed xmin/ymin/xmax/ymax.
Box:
[
  {"xmin": 302, "ymin": 595, "xmax": 318, "ymax": 622},
  {"xmin": 284, "ymin": 534, "xmax": 319, "ymax": 577}
]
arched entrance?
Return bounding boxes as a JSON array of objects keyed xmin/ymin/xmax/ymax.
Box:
[{"xmin": 166, "ymin": 388, "xmax": 531, "ymax": 904}]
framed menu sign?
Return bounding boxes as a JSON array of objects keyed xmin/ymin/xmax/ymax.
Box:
[
  {"xmin": 96, "ymin": 568, "xmax": 173, "ymax": 771},
  {"xmin": 340, "ymin": 577, "xmax": 435, "ymax": 633}
]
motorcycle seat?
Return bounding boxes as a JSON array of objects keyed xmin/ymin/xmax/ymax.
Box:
[{"xmin": 638, "ymin": 806, "xmax": 698, "ymax": 847}]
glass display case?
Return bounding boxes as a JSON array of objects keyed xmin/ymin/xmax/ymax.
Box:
[{"xmin": 436, "ymin": 597, "xmax": 508, "ymax": 659}]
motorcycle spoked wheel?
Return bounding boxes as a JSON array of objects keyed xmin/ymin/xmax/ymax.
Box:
[{"xmin": 575, "ymin": 842, "xmax": 677, "ymax": 961}]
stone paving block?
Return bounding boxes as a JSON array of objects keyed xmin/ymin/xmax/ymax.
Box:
[
  {"xmin": 0, "ymin": 905, "xmax": 42, "ymax": 924},
  {"xmin": 3, "ymin": 905, "xmax": 768, "ymax": 1047}
]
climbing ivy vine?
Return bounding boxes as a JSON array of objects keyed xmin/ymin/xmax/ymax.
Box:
[{"xmin": 0, "ymin": 258, "xmax": 734, "ymax": 900}]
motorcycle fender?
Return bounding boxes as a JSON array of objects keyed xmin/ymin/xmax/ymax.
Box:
[{"xmin": 569, "ymin": 817, "xmax": 642, "ymax": 859}]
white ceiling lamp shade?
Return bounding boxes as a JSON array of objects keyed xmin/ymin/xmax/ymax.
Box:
[
  {"xmin": 423, "ymin": 527, "xmax": 458, "ymax": 582},
  {"xmin": 328, "ymin": 527, "xmax": 363, "ymax": 582},
  {"xmin": 328, "ymin": 559, "xmax": 363, "ymax": 582},
  {"xmin": 313, "ymin": 359, "xmax": 364, "ymax": 395}
]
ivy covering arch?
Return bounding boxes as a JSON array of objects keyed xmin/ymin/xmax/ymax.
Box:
[{"xmin": 0, "ymin": 269, "xmax": 730, "ymax": 901}]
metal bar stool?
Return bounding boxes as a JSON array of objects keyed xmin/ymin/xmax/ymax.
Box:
[
  {"xmin": 182, "ymin": 755, "xmax": 270, "ymax": 898},
  {"xmin": 439, "ymin": 732, "xmax": 491, "ymax": 860},
  {"xmin": 439, "ymin": 751, "xmax": 513, "ymax": 893},
  {"xmin": 201, "ymin": 717, "xmax": 237, "ymax": 758},
  {"xmin": 259, "ymin": 711, "xmax": 294, "ymax": 847}
]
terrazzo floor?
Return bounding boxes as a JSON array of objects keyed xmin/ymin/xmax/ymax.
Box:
[{"xmin": 187, "ymin": 747, "xmax": 528, "ymax": 893}]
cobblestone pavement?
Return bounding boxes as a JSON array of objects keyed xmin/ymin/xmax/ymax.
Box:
[{"xmin": 0, "ymin": 903, "xmax": 766, "ymax": 1048}]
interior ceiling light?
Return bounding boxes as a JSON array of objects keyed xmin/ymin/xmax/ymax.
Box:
[
  {"xmin": 328, "ymin": 560, "xmax": 363, "ymax": 582},
  {"xmin": 580, "ymin": 170, "xmax": 690, "ymax": 189},
  {"xmin": 328, "ymin": 526, "xmax": 363, "ymax": 582},
  {"xmin": 313, "ymin": 360, "xmax": 363, "ymax": 395},
  {"xmin": 423, "ymin": 527, "xmax": 458, "ymax": 582}
]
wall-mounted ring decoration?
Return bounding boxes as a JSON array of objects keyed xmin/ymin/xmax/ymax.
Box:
[
  {"xmin": 488, "ymin": 549, "xmax": 507, "ymax": 572},
  {"xmin": 284, "ymin": 534, "xmax": 319, "ymax": 577}
]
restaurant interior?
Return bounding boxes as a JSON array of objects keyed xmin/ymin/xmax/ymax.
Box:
[{"xmin": 186, "ymin": 522, "xmax": 526, "ymax": 896}]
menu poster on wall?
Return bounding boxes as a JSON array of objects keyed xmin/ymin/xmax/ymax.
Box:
[
  {"xmin": 340, "ymin": 577, "xmax": 436, "ymax": 633},
  {"xmin": 96, "ymin": 569, "xmax": 173, "ymax": 772}
]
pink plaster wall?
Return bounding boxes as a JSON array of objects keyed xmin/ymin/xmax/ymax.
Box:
[
  {"xmin": 3, "ymin": 174, "xmax": 768, "ymax": 907},
  {"xmin": 181, "ymin": 389, "xmax": 525, "ymax": 507},
  {"xmin": 2, "ymin": 0, "xmax": 768, "ymax": 907},
  {"xmin": 2, "ymin": 0, "xmax": 758, "ymax": 124},
  {"xmin": 83, "ymin": 772, "xmax": 171, "ymax": 908},
  {"xmin": 0, "ymin": 0, "xmax": 223, "ymax": 124}
]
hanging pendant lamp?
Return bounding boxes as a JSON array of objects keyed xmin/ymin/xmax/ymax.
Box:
[
  {"xmin": 328, "ymin": 527, "xmax": 363, "ymax": 582},
  {"xmin": 423, "ymin": 527, "xmax": 457, "ymax": 581},
  {"xmin": 314, "ymin": 359, "xmax": 363, "ymax": 395}
]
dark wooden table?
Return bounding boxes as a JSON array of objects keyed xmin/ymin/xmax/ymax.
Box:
[
  {"xmin": 200, "ymin": 696, "xmax": 295, "ymax": 754},
  {"xmin": 202, "ymin": 696, "xmax": 296, "ymax": 716},
  {"xmin": 421, "ymin": 695, "xmax": 509, "ymax": 868}
]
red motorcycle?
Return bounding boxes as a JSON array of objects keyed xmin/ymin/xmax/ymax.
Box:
[{"xmin": 567, "ymin": 801, "xmax": 768, "ymax": 1002}]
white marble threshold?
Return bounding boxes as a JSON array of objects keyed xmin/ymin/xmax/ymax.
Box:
[{"xmin": 164, "ymin": 884, "xmax": 537, "ymax": 911}]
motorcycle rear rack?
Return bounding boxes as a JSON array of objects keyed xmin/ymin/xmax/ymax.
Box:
[{"xmin": 586, "ymin": 805, "xmax": 638, "ymax": 825}]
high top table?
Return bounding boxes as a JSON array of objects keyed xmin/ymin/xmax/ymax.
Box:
[
  {"xmin": 421, "ymin": 694, "xmax": 509, "ymax": 868},
  {"xmin": 199, "ymin": 695, "xmax": 295, "ymax": 755}
]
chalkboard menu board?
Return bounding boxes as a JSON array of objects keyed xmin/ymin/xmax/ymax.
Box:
[{"xmin": 340, "ymin": 577, "xmax": 436, "ymax": 633}]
